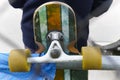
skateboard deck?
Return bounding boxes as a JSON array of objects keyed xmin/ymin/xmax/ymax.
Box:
[
  {"xmin": 33, "ymin": 1, "xmax": 80, "ymax": 80},
  {"xmin": 33, "ymin": 1, "xmax": 88, "ymax": 80}
]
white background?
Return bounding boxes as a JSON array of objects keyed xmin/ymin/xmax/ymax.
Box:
[{"xmin": 0, "ymin": 0, "xmax": 120, "ymax": 80}]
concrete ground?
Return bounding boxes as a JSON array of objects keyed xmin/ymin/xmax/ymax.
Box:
[{"xmin": 0, "ymin": 0, "xmax": 120, "ymax": 80}]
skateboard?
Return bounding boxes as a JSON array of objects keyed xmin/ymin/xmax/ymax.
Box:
[{"xmin": 8, "ymin": 1, "xmax": 104, "ymax": 80}]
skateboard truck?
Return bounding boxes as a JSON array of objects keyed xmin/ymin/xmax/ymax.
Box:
[
  {"xmin": 28, "ymin": 31, "xmax": 82, "ymax": 69},
  {"xmin": 8, "ymin": 31, "xmax": 120, "ymax": 72},
  {"xmin": 27, "ymin": 31, "xmax": 120, "ymax": 70}
]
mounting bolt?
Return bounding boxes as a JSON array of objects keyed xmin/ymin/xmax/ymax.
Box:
[{"xmin": 50, "ymin": 49, "xmax": 61, "ymax": 58}]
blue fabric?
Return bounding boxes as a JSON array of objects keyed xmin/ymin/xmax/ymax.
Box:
[{"xmin": 0, "ymin": 53, "xmax": 56, "ymax": 80}]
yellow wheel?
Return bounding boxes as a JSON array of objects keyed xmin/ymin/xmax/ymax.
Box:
[
  {"xmin": 8, "ymin": 49, "xmax": 31, "ymax": 72},
  {"xmin": 81, "ymin": 47, "xmax": 102, "ymax": 70}
]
